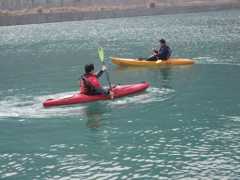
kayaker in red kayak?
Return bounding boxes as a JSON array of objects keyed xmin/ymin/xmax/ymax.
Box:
[{"xmin": 80, "ymin": 64, "xmax": 114, "ymax": 99}]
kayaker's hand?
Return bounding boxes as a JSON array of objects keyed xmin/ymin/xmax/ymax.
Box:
[
  {"xmin": 109, "ymin": 90, "xmax": 114, "ymax": 100},
  {"xmin": 153, "ymin": 50, "xmax": 158, "ymax": 54},
  {"xmin": 102, "ymin": 65, "xmax": 107, "ymax": 71}
]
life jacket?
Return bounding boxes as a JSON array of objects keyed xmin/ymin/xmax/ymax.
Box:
[{"xmin": 80, "ymin": 73, "xmax": 102, "ymax": 95}]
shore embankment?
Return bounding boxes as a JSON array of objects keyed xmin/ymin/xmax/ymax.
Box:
[{"xmin": 0, "ymin": 0, "xmax": 240, "ymax": 26}]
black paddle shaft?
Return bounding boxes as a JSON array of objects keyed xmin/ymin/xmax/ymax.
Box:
[
  {"xmin": 102, "ymin": 62, "xmax": 112, "ymax": 89},
  {"xmin": 105, "ymin": 71, "xmax": 112, "ymax": 89}
]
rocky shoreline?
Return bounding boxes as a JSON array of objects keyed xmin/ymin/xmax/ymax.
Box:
[{"xmin": 0, "ymin": 2, "xmax": 240, "ymax": 26}]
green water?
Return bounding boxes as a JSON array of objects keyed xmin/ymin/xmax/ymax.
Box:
[{"xmin": 1, "ymin": 10, "xmax": 240, "ymax": 179}]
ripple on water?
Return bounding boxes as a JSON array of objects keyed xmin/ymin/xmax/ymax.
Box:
[
  {"xmin": 1, "ymin": 124, "xmax": 240, "ymax": 180},
  {"xmin": 1, "ymin": 116, "xmax": 239, "ymax": 179}
]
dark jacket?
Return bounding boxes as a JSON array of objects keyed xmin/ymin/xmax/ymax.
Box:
[{"xmin": 157, "ymin": 45, "xmax": 172, "ymax": 60}]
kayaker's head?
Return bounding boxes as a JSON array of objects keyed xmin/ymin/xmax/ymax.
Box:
[
  {"xmin": 159, "ymin": 39, "xmax": 166, "ymax": 47},
  {"xmin": 85, "ymin": 64, "xmax": 94, "ymax": 74}
]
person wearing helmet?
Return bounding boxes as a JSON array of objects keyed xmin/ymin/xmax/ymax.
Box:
[
  {"xmin": 80, "ymin": 64, "xmax": 114, "ymax": 99},
  {"xmin": 147, "ymin": 39, "xmax": 172, "ymax": 61}
]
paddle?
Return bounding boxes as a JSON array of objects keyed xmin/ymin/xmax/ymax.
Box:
[{"xmin": 98, "ymin": 47, "xmax": 112, "ymax": 90}]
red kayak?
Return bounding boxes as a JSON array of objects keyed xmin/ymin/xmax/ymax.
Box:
[{"xmin": 43, "ymin": 82, "xmax": 149, "ymax": 108}]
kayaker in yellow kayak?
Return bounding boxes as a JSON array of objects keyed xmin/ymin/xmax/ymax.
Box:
[{"xmin": 146, "ymin": 39, "xmax": 172, "ymax": 61}]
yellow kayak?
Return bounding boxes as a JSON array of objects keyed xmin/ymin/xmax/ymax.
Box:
[{"xmin": 111, "ymin": 57, "xmax": 195, "ymax": 67}]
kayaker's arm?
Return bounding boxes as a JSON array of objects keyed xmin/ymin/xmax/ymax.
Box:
[
  {"xmin": 96, "ymin": 65, "xmax": 107, "ymax": 78},
  {"xmin": 95, "ymin": 87, "xmax": 114, "ymax": 99},
  {"xmin": 94, "ymin": 87, "xmax": 109, "ymax": 96},
  {"xmin": 96, "ymin": 70, "xmax": 104, "ymax": 78},
  {"xmin": 153, "ymin": 49, "xmax": 159, "ymax": 55}
]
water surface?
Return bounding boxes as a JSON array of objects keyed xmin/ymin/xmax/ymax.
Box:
[{"xmin": 0, "ymin": 10, "xmax": 240, "ymax": 179}]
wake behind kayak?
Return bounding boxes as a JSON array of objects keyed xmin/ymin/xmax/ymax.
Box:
[{"xmin": 43, "ymin": 82, "xmax": 149, "ymax": 108}]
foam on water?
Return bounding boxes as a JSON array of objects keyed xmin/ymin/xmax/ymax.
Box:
[
  {"xmin": 0, "ymin": 91, "xmax": 86, "ymax": 119},
  {"xmin": 109, "ymin": 87, "xmax": 174, "ymax": 108},
  {"xmin": 0, "ymin": 87, "xmax": 173, "ymax": 119},
  {"xmin": 194, "ymin": 56, "xmax": 240, "ymax": 66}
]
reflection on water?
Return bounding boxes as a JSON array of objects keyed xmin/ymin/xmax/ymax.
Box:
[
  {"xmin": 160, "ymin": 67, "xmax": 171, "ymax": 81},
  {"xmin": 85, "ymin": 104, "xmax": 108, "ymax": 129},
  {"xmin": 159, "ymin": 67, "xmax": 172, "ymax": 89}
]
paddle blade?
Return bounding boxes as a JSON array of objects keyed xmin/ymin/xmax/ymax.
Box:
[{"xmin": 98, "ymin": 47, "xmax": 104, "ymax": 63}]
